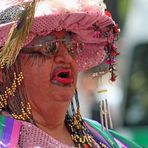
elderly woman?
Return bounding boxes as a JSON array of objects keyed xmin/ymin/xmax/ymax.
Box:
[{"xmin": 0, "ymin": 0, "xmax": 141, "ymax": 147}]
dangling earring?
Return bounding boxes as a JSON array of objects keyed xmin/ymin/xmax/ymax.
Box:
[
  {"xmin": 0, "ymin": 70, "xmax": 32, "ymax": 121},
  {"xmin": 0, "ymin": 72, "xmax": 23, "ymax": 111},
  {"xmin": 0, "ymin": 58, "xmax": 34, "ymax": 122},
  {"xmin": 8, "ymin": 71, "xmax": 32, "ymax": 121},
  {"xmin": 11, "ymin": 101, "xmax": 32, "ymax": 121}
]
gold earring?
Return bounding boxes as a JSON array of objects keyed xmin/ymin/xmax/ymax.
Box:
[
  {"xmin": 0, "ymin": 71, "xmax": 32, "ymax": 121},
  {"xmin": 0, "ymin": 72, "xmax": 24, "ymax": 111},
  {"xmin": 11, "ymin": 101, "xmax": 32, "ymax": 121}
]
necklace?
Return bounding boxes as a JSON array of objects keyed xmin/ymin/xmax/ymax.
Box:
[
  {"xmin": 66, "ymin": 107, "xmax": 111, "ymax": 148},
  {"xmin": 66, "ymin": 108, "xmax": 94, "ymax": 148}
]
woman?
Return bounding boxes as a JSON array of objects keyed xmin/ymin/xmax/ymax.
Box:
[{"xmin": 0, "ymin": 0, "xmax": 142, "ymax": 147}]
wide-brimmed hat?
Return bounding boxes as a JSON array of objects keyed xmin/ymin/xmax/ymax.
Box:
[{"xmin": 0, "ymin": 0, "xmax": 119, "ymax": 81}]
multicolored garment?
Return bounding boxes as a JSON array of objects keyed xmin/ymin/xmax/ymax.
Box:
[
  {"xmin": 84, "ymin": 118, "xmax": 142, "ymax": 148},
  {"xmin": 0, "ymin": 115, "xmax": 142, "ymax": 148}
]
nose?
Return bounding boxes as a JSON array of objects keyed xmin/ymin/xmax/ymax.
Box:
[{"xmin": 54, "ymin": 43, "xmax": 73, "ymax": 64}]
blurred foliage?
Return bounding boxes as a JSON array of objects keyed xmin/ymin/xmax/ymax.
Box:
[
  {"xmin": 124, "ymin": 43, "xmax": 148, "ymax": 126},
  {"xmin": 118, "ymin": 0, "xmax": 132, "ymax": 23},
  {"xmin": 105, "ymin": 0, "xmax": 132, "ymax": 29}
]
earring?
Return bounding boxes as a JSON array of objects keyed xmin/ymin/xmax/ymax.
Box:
[
  {"xmin": 0, "ymin": 71, "xmax": 32, "ymax": 121},
  {"xmin": 11, "ymin": 101, "xmax": 32, "ymax": 121},
  {"xmin": 0, "ymin": 72, "xmax": 23, "ymax": 111}
]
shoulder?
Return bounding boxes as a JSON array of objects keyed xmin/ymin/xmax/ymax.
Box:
[{"xmin": 83, "ymin": 118, "xmax": 143, "ymax": 148}]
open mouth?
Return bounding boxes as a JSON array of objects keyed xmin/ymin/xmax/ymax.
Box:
[
  {"xmin": 57, "ymin": 72, "xmax": 69, "ymax": 78},
  {"xmin": 51, "ymin": 68, "xmax": 74, "ymax": 86}
]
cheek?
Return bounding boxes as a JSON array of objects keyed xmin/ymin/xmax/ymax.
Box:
[{"xmin": 20, "ymin": 56, "xmax": 53, "ymax": 89}]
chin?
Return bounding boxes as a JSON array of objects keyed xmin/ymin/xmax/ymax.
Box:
[
  {"xmin": 48, "ymin": 82, "xmax": 75, "ymax": 102},
  {"xmin": 55, "ymin": 89, "xmax": 74, "ymax": 102}
]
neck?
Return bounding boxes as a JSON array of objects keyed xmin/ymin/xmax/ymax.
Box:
[
  {"xmin": 30, "ymin": 101, "xmax": 75, "ymax": 146},
  {"xmin": 31, "ymin": 101, "xmax": 69, "ymax": 128}
]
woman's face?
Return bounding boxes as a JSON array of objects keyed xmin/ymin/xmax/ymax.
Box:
[{"xmin": 20, "ymin": 30, "xmax": 78, "ymax": 112}]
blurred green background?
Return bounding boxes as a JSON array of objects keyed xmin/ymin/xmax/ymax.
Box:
[{"xmin": 106, "ymin": 0, "xmax": 148, "ymax": 147}]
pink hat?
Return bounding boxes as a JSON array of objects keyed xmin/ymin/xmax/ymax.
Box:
[{"xmin": 0, "ymin": 0, "xmax": 119, "ymax": 81}]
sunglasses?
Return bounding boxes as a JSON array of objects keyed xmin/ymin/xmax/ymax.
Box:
[{"xmin": 22, "ymin": 39, "xmax": 83, "ymax": 58}]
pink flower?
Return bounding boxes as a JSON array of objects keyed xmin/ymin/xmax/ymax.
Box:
[
  {"xmin": 110, "ymin": 73, "xmax": 117, "ymax": 81},
  {"xmin": 111, "ymin": 50, "xmax": 119, "ymax": 57},
  {"xmin": 113, "ymin": 24, "xmax": 119, "ymax": 33},
  {"xmin": 105, "ymin": 10, "xmax": 112, "ymax": 18},
  {"xmin": 105, "ymin": 59, "xmax": 116, "ymax": 65}
]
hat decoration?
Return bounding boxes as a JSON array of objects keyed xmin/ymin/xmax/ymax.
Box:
[
  {"xmin": 0, "ymin": 0, "xmax": 37, "ymax": 68},
  {"xmin": 0, "ymin": 0, "xmax": 120, "ymax": 81}
]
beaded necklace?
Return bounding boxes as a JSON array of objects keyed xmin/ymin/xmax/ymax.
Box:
[
  {"xmin": 66, "ymin": 108, "xmax": 110, "ymax": 148},
  {"xmin": 65, "ymin": 90, "xmax": 110, "ymax": 148},
  {"xmin": 66, "ymin": 110, "xmax": 94, "ymax": 148}
]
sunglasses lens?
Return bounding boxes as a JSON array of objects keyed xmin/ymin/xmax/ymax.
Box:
[
  {"xmin": 40, "ymin": 40, "xmax": 82, "ymax": 58},
  {"xmin": 41, "ymin": 42, "xmax": 58, "ymax": 56}
]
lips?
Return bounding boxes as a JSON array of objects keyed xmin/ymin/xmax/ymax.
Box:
[{"xmin": 50, "ymin": 68, "xmax": 74, "ymax": 86}]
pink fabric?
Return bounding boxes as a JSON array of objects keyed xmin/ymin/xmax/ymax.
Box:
[
  {"xmin": 19, "ymin": 121, "xmax": 75, "ymax": 147},
  {"xmin": 115, "ymin": 138, "xmax": 128, "ymax": 148},
  {"xmin": 8, "ymin": 119, "xmax": 22, "ymax": 148},
  {"xmin": 18, "ymin": 121, "xmax": 100, "ymax": 148}
]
